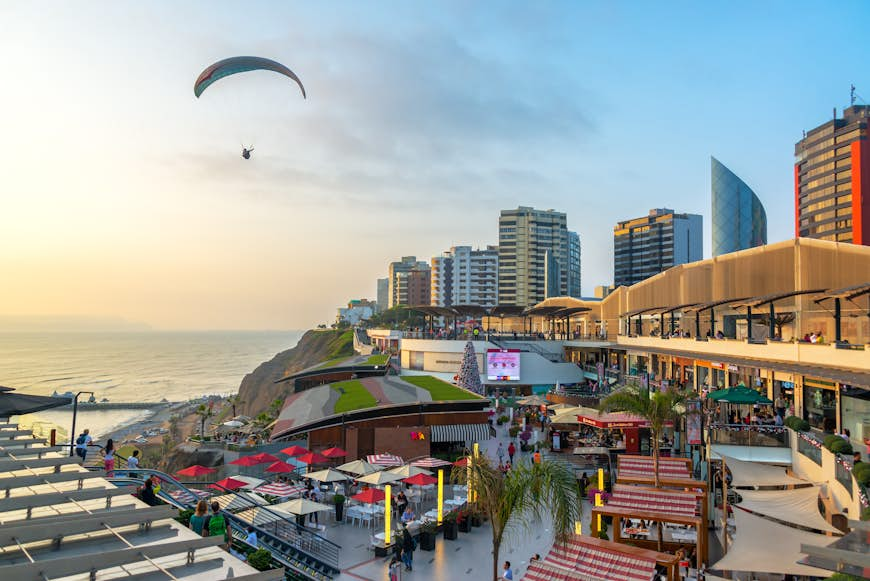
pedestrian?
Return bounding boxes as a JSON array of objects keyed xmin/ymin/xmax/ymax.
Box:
[
  {"xmin": 101, "ymin": 438, "xmax": 115, "ymax": 477},
  {"xmin": 533, "ymin": 450, "xmax": 541, "ymax": 464},
  {"xmin": 774, "ymin": 395, "xmax": 786, "ymax": 419},
  {"xmin": 308, "ymin": 489, "xmax": 320, "ymax": 525},
  {"xmin": 245, "ymin": 525, "xmax": 258, "ymax": 547},
  {"xmin": 75, "ymin": 429, "xmax": 93, "ymax": 461},
  {"xmin": 579, "ymin": 472, "xmax": 590, "ymax": 496},
  {"xmin": 400, "ymin": 523, "xmax": 415, "ymax": 571},
  {"xmin": 207, "ymin": 501, "xmax": 230, "ymax": 549},
  {"xmin": 139, "ymin": 476, "xmax": 159, "ymax": 506},
  {"xmin": 127, "ymin": 449, "xmax": 140, "ymax": 478},
  {"xmin": 189, "ymin": 500, "xmax": 208, "ymax": 535},
  {"xmin": 497, "ymin": 442, "xmax": 505, "ymax": 464},
  {"xmin": 507, "ymin": 441, "xmax": 516, "ymax": 463},
  {"xmin": 389, "ymin": 556, "xmax": 402, "ymax": 581},
  {"xmin": 502, "ymin": 560, "xmax": 514, "ymax": 580},
  {"xmin": 854, "ymin": 451, "xmax": 863, "ymax": 466}
]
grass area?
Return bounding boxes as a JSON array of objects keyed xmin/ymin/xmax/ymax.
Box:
[
  {"xmin": 401, "ymin": 376, "xmax": 483, "ymax": 401},
  {"xmin": 332, "ymin": 380, "xmax": 378, "ymax": 413},
  {"xmin": 365, "ymin": 354, "xmax": 389, "ymax": 365},
  {"xmin": 314, "ymin": 356, "xmax": 352, "ymax": 370},
  {"xmin": 311, "ymin": 330, "xmax": 356, "ymax": 370}
]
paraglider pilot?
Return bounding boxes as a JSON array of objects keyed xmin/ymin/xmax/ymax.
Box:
[{"xmin": 242, "ymin": 147, "xmax": 254, "ymax": 160}]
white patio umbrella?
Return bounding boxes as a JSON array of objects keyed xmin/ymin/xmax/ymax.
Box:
[
  {"xmin": 304, "ymin": 468, "xmax": 349, "ymax": 483},
  {"xmin": 336, "ymin": 459, "xmax": 379, "ymax": 476},
  {"xmin": 272, "ymin": 498, "xmax": 331, "ymax": 516},
  {"xmin": 356, "ymin": 470, "xmax": 404, "ymax": 486},
  {"xmin": 386, "ymin": 465, "xmax": 432, "ymax": 478}
]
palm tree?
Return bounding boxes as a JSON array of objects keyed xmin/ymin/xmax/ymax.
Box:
[
  {"xmin": 600, "ymin": 383, "xmax": 690, "ymax": 549},
  {"xmin": 452, "ymin": 454, "xmax": 580, "ymax": 581},
  {"xmin": 195, "ymin": 403, "xmax": 214, "ymax": 439},
  {"xmin": 227, "ymin": 394, "xmax": 245, "ymax": 418}
]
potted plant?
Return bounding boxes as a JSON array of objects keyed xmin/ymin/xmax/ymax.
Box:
[
  {"xmin": 419, "ymin": 520, "xmax": 437, "ymax": 550},
  {"xmin": 441, "ymin": 510, "xmax": 459, "ymax": 540},
  {"xmin": 457, "ymin": 509, "xmax": 471, "ymax": 533},
  {"xmin": 247, "ymin": 548, "xmax": 274, "ymax": 571},
  {"xmin": 470, "ymin": 508, "xmax": 483, "ymax": 527},
  {"xmin": 508, "ymin": 426, "xmax": 520, "ymax": 438},
  {"xmin": 333, "ymin": 494, "xmax": 345, "ymax": 522}
]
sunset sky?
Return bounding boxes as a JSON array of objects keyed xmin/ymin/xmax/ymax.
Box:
[{"xmin": 1, "ymin": 2, "xmax": 868, "ymax": 330}]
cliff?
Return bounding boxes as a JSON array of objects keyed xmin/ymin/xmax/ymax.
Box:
[{"xmin": 236, "ymin": 329, "xmax": 354, "ymax": 417}]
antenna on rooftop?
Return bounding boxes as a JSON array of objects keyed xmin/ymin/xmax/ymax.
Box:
[{"xmin": 851, "ymin": 84, "xmax": 856, "ymax": 106}]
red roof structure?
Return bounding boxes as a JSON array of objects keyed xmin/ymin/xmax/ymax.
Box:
[
  {"xmin": 524, "ymin": 535, "xmax": 674, "ymax": 581},
  {"xmin": 617, "ymin": 455, "xmax": 692, "ymax": 480}
]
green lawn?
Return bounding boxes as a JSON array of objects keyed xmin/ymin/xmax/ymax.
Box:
[
  {"xmin": 365, "ymin": 354, "xmax": 389, "ymax": 366},
  {"xmin": 332, "ymin": 380, "xmax": 378, "ymax": 413},
  {"xmin": 400, "ymin": 376, "xmax": 483, "ymax": 401},
  {"xmin": 314, "ymin": 356, "xmax": 352, "ymax": 370}
]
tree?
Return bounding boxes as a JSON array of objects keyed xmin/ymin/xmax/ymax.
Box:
[
  {"xmin": 457, "ymin": 341, "xmax": 484, "ymax": 394},
  {"xmin": 452, "ymin": 454, "xmax": 580, "ymax": 581},
  {"xmin": 195, "ymin": 403, "xmax": 214, "ymax": 439},
  {"xmin": 227, "ymin": 394, "xmax": 245, "ymax": 418},
  {"xmin": 600, "ymin": 384, "xmax": 690, "ymax": 549},
  {"xmin": 758, "ymin": 312, "xmax": 796, "ymax": 338}
]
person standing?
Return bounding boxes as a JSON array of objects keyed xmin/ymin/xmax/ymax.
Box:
[
  {"xmin": 75, "ymin": 429, "xmax": 93, "ymax": 462},
  {"xmin": 502, "ymin": 560, "xmax": 514, "ymax": 580},
  {"xmin": 497, "ymin": 442, "xmax": 505, "ymax": 464},
  {"xmin": 774, "ymin": 395, "xmax": 786, "ymax": 419},
  {"xmin": 507, "ymin": 441, "xmax": 516, "ymax": 464},
  {"xmin": 400, "ymin": 523, "xmax": 414, "ymax": 571},
  {"xmin": 308, "ymin": 489, "xmax": 320, "ymax": 525},
  {"xmin": 126, "ymin": 449, "xmax": 140, "ymax": 478},
  {"xmin": 189, "ymin": 500, "xmax": 208, "ymax": 535},
  {"xmin": 207, "ymin": 501, "xmax": 230, "ymax": 549},
  {"xmin": 101, "ymin": 439, "xmax": 115, "ymax": 477},
  {"xmin": 245, "ymin": 526, "xmax": 258, "ymax": 547}
]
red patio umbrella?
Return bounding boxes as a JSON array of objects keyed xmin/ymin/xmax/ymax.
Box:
[
  {"xmin": 264, "ymin": 460, "xmax": 296, "ymax": 474},
  {"xmin": 281, "ymin": 445, "xmax": 309, "ymax": 457},
  {"xmin": 453, "ymin": 457, "xmax": 470, "ymax": 467},
  {"xmin": 351, "ymin": 488, "xmax": 386, "ymax": 503},
  {"xmin": 176, "ymin": 465, "xmax": 217, "ymax": 477},
  {"xmin": 229, "ymin": 455, "xmax": 261, "ymax": 466},
  {"xmin": 250, "ymin": 452, "xmax": 281, "ymax": 464},
  {"xmin": 403, "ymin": 473, "xmax": 438, "ymax": 486},
  {"xmin": 209, "ymin": 477, "xmax": 248, "ymax": 491},
  {"xmin": 296, "ymin": 452, "xmax": 329, "ymax": 465},
  {"xmin": 321, "ymin": 447, "xmax": 347, "ymax": 458}
]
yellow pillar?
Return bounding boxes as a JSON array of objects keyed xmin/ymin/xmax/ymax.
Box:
[
  {"xmin": 574, "ymin": 521, "xmax": 582, "ymax": 535},
  {"xmin": 437, "ymin": 469, "xmax": 444, "ymax": 524},
  {"xmin": 598, "ymin": 467, "xmax": 604, "ymax": 492},
  {"xmin": 595, "ymin": 492, "xmax": 602, "ymax": 532},
  {"xmin": 385, "ymin": 484, "xmax": 392, "ymax": 545},
  {"xmin": 472, "ymin": 443, "xmax": 480, "ymax": 503}
]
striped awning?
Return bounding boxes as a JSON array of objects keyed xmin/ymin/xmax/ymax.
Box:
[
  {"xmin": 411, "ymin": 457, "xmax": 453, "ymax": 468},
  {"xmin": 234, "ymin": 506, "xmax": 284, "ymax": 527},
  {"xmin": 254, "ymin": 482, "xmax": 306, "ymax": 498},
  {"xmin": 430, "ymin": 423, "xmax": 491, "ymax": 443},
  {"xmin": 366, "ymin": 453, "xmax": 404, "ymax": 467},
  {"xmin": 607, "ymin": 484, "xmax": 698, "ymax": 518},
  {"xmin": 526, "ymin": 535, "xmax": 657, "ymax": 581},
  {"xmin": 617, "ymin": 456, "xmax": 691, "ymax": 479}
]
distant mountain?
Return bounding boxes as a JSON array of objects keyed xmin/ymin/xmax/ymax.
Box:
[{"xmin": 0, "ymin": 315, "xmax": 152, "ymax": 332}]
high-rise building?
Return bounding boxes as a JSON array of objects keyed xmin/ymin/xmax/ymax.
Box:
[
  {"xmin": 376, "ymin": 278, "xmax": 388, "ymax": 313},
  {"xmin": 388, "ymin": 256, "xmax": 430, "ymax": 308},
  {"xmin": 795, "ymin": 105, "xmax": 870, "ymax": 244},
  {"xmin": 613, "ymin": 208, "xmax": 703, "ymax": 287},
  {"xmin": 567, "ymin": 230, "xmax": 582, "ymax": 298},
  {"xmin": 711, "ymin": 156, "xmax": 767, "ymax": 256},
  {"xmin": 498, "ymin": 207, "xmax": 570, "ymax": 306},
  {"xmin": 431, "ymin": 246, "xmax": 499, "ymax": 307}
]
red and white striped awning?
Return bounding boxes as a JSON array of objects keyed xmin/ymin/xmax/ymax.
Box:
[
  {"xmin": 254, "ymin": 482, "xmax": 306, "ymax": 498},
  {"xmin": 526, "ymin": 535, "xmax": 657, "ymax": 581},
  {"xmin": 367, "ymin": 453, "xmax": 404, "ymax": 467},
  {"xmin": 617, "ymin": 456, "xmax": 691, "ymax": 479},
  {"xmin": 607, "ymin": 484, "xmax": 697, "ymax": 518}
]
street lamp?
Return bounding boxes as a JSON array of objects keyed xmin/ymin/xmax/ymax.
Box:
[{"xmin": 69, "ymin": 391, "xmax": 94, "ymax": 457}]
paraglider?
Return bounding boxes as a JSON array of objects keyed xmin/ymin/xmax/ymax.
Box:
[
  {"xmin": 194, "ymin": 56, "xmax": 306, "ymax": 99},
  {"xmin": 242, "ymin": 147, "xmax": 254, "ymax": 160}
]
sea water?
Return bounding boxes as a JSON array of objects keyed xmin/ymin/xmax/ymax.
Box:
[{"xmin": 0, "ymin": 330, "xmax": 303, "ymax": 438}]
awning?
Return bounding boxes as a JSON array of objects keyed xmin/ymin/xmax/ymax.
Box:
[
  {"xmin": 736, "ymin": 486, "xmax": 841, "ymax": 533},
  {"xmin": 608, "ymin": 484, "xmax": 697, "ymax": 518},
  {"xmin": 717, "ymin": 454, "xmax": 808, "ymax": 489},
  {"xmin": 617, "ymin": 456, "xmax": 691, "ymax": 480},
  {"xmin": 527, "ymin": 535, "xmax": 659, "ymax": 581},
  {"xmin": 578, "ymin": 412, "xmax": 653, "ymax": 429},
  {"xmin": 710, "ymin": 508, "xmax": 830, "ymax": 577},
  {"xmin": 430, "ymin": 423, "xmax": 491, "ymax": 443}
]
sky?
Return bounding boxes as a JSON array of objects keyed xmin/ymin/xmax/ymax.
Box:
[{"xmin": 1, "ymin": 1, "xmax": 868, "ymax": 330}]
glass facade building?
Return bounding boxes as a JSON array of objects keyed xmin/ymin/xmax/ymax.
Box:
[{"xmin": 711, "ymin": 157, "xmax": 767, "ymax": 257}]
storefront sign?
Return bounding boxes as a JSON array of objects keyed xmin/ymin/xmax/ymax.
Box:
[
  {"xmin": 727, "ymin": 364, "xmax": 739, "ymax": 373},
  {"xmin": 553, "ymin": 432, "xmax": 561, "ymax": 450},
  {"xmin": 410, "ymin": 431, "xmax": 426, "ymax": 440},
  {"xmin": 710, "ymin": 362, "xmax": 725, "ymax": 370},
  {"xmin": 686, "ymin": 399, "xmax": 702, "ymax": 445}
]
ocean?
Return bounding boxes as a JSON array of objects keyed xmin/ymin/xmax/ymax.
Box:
[{"xmin": 0, "ymin": 330, "xmax": 303, "ymax": 438}]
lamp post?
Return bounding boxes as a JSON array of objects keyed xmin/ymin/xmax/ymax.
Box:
[{"xmin": 69, "ymin": 391, "xmax": 94, "ymax": 457}]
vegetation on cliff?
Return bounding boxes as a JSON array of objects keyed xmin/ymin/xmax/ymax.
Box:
[{"xmin": 236, "ymin": 329, "xmax": 355, "ymax": 417}]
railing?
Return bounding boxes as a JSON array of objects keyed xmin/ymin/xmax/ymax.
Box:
[
  {"xmin": 834, "ymin": 456, "xmax": 854, "ymax": 497},
  {"xmin": 708, "ymin": 424, "xmax": 789, "ymax": 448},
  {"xmin": 797, "ymin": 432, "xmax": 823, "ymax": 465}
]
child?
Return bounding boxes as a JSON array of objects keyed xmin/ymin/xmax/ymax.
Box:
[{"xmin": 389, "ymin": 556, "xmax": 402, "ymax": 581}]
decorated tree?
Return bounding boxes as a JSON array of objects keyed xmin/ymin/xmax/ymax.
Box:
[{"xmin": 457, "ymin": 341, "xmax": 484, "ymax": 394}]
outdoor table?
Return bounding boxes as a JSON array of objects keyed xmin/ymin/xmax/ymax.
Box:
[
  {"xmin": 422, "ymin": 509, "xmax": 439, "ymax": 521},
  {"xmin": 444, "ymin": 498, "xmax": 465, "ymax": 509}
]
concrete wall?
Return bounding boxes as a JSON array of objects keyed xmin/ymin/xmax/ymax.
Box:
[{"xmin": 788, "ymin": 429, "xmax": 863, "ymax": 518}]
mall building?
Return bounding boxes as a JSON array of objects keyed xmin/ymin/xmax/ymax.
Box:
[{"xmin": 384, "ymin": 238, "xmax": 870, "ymax": 448}]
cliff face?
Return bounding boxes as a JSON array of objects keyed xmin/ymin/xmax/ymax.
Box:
[{"xmin": 236, "ymin": 329, "xmax": 354, "ymax": 417}]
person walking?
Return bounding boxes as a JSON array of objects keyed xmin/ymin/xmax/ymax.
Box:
[
  {"xmin": 497, "ymin": 442, "xmax": 505, "ymax": 464},
  {"xmin": 507, "ymin": 441, "xmax": 516, "ymax": 464},
  {"xmin": 75, "ymin": 429, "xmax": 93, "ymax": 461},
  {"xmin": 189, "ymin": 500, "xmax": 208, "ymax": 536},
  {"xmin": 400, "ymin": 523, "xmax": 415, "ymax": 571},
  {"xmin": 101, "ymin": 439, "xmax": 115, "ymax": 477},
  {"xmin": 207, "ymin": 501, "xmax": 230, "ymax": 550}
]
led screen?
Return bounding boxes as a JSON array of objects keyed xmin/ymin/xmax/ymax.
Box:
[{"xmin": 487, "ymin": 349, "xmax": 520, "ymax": 381}]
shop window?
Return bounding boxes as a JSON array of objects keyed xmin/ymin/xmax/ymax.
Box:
[{"xmin": 803, "ymin": 386, "xmax": 837, "ymax": 431}]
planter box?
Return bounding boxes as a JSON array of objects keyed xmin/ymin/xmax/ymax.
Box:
[
  {"xmin": 458, "ymin": 519, "xmax": 471, "ymax": 533},
  {"xmin": 471, "ymin": 515, "xmax": 482, "ymax": 527},
  {"xmin": 419, "ymin": 531, "xmax": 437, "ymax": 551},
  {"xmin": 442, "ymin": 522, "xmax": 458, "ymax": 540}
]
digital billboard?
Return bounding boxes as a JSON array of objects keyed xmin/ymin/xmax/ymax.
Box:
[{"xmin": 487, "ymin": 349, "xmax": 520, "ymax": 381}]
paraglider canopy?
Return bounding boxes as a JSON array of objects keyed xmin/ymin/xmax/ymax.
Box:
[{"xmin": 194, "ymin": 56, "xmax": 306, "ymax": 99}]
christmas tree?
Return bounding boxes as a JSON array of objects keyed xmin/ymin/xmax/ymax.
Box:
[{"xmin": 457, "ymin": 340, "xmax": 484, "ymax": 394}]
